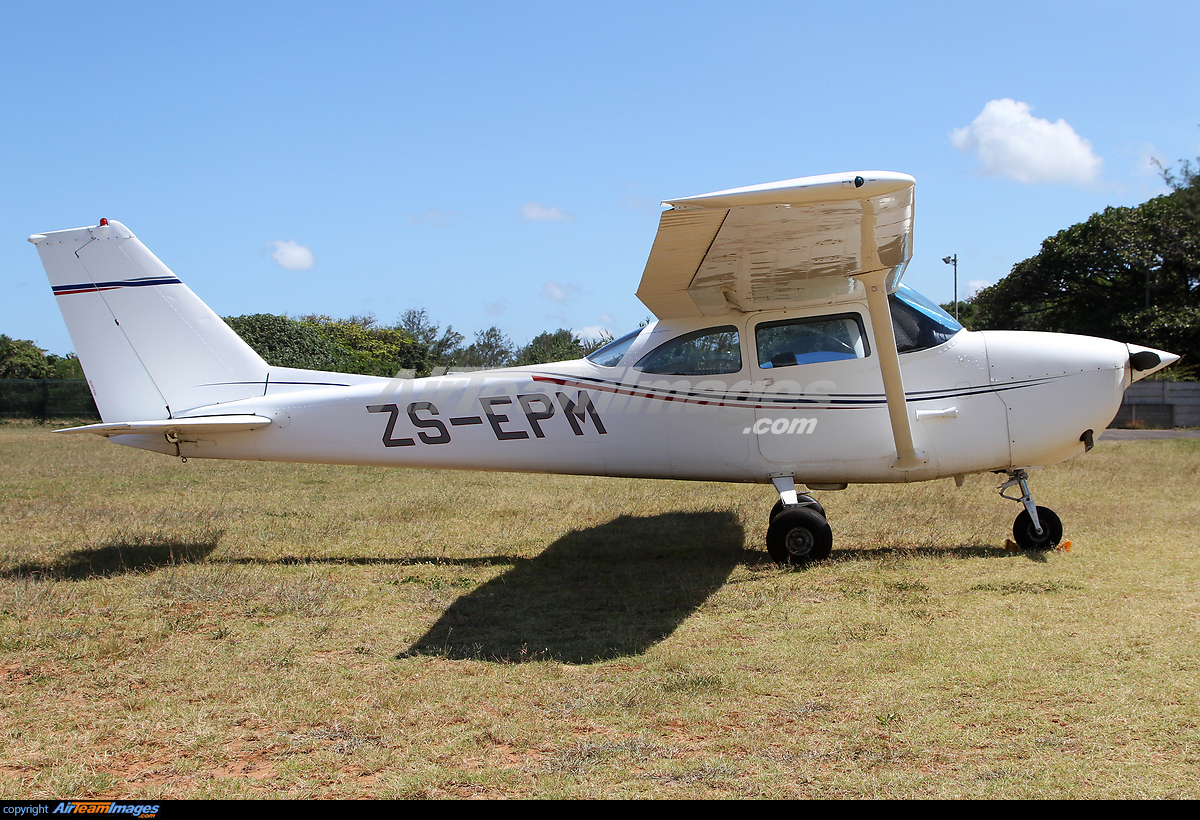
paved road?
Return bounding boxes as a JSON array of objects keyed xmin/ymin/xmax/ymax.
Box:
[{"xmin": 1099, "ymin": 429, "xmax": 1200, "ymax": 441}]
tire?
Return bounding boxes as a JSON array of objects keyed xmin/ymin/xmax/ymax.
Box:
[
  {"xmin": 1012, "ymin": 506, "xmax": 1063, "ymax": 551},
  {"xmin": 766, "ymin": 507, "xmax": 833, "ymax": 565},
  {"xmin": 770, "ymin": 495, "xmax": 826, "ymax": 522}
]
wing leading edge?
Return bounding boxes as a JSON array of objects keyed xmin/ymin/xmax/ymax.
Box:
[{"xmin": 636, "ymin": 171, "xmax": 915, "ymax": 319}]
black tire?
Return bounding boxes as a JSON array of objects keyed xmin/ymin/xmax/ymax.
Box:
[
  {"xmin": 1012, "ymin": 506, "xmax": 1063, "ymax": 551},
  {"xmin": 766, "ymin": 507, "xmax": 833, "ymax": 565},
  {"xmin": 770, "ymin": 495, "xmax": 826, "ymax": 522}
]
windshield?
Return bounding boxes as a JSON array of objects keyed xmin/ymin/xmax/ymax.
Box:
[
  {"xmin": 585, "ymin": 328, "xmax": 642, "ymax": 367},
  {"xmin": 889, "ymin": 285, "xmax": 963, "ymax": 353}
]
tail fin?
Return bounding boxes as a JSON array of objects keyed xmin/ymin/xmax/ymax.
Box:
[{"xmin": 29, "ymin": 220, "xmax": 269, "ymax": 421}]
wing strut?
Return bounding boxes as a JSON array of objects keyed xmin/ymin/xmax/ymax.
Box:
[{"xmin": 855, "ymin": 267, "xmax": 927, "ymax": 472}]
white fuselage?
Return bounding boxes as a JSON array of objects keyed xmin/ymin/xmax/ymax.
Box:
[{"xmin": 116, "ymin": 303, "xmax": 1132, "ymax": 486}]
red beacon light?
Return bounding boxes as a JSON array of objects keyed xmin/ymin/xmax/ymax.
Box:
[{"xmin": 99, "ymin": 218, "xmax": 108, "ymax": 226}]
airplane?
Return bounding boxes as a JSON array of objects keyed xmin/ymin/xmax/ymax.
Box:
[{"xmin": 29, "ymin": 171, "xmax": 1178, "ymax": 565}]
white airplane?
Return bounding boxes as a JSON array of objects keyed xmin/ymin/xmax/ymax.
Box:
[{"xmin": 29, "ymin": 171, "xmax": 1178, "ymax": 564}]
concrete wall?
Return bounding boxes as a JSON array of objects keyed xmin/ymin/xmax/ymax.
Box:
[{"xmin": 1110, "ymin": 381, "xmax": 1200, "ymax": 428}]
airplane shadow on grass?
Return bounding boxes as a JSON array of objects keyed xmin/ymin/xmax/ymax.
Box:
[
  {"xmin": 400, "ymin": 511, "xmax": 746, "ymax": 665},
  {"xmin": 1, "ymin": 533, "xmax": 223, "ymax": 580}
]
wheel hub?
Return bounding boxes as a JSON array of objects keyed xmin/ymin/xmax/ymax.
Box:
[{"xmin": 784, "ymin": 527, "xmax": 814, "ymax": 558}]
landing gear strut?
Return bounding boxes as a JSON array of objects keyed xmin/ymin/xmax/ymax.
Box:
[
  {"xmin": 769, "ymin": 495, "xmax": 826, "ymax": 522},
  {"xmin": 999, "ymin": 470, "xmax": 1063, "ymax": 550},
  {"xmin": 766, "ymin": 476, "xmax": 832, "ymax": 565}
]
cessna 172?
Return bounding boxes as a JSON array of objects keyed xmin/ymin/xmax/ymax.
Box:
[{"xmin": 30, "ymin": 171, "xmax": 1177, "ymax": 564}]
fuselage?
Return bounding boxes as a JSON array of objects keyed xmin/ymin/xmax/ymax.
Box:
[{"xmin": 116, "ymin": 290, "xmax": 1137, "ymax": 487}]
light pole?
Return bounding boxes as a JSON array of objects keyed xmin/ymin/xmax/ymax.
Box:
[{"xmin": 942, "ymin": 254, "xmax": 958, "ymax": 322}]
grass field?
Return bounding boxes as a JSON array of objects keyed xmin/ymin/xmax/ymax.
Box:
[{"xmin": 1, "ymin": 422, "xmax": 1198, "ymax": 798}]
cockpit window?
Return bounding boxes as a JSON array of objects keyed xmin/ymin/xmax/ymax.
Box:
[
  {"xmin": 889, "ymin": 285, "xmax": 963, "ymax": 353},
  {"xmin": 756, "ymin": 314, "xmax": 868, "ymax": 369},
  {"xmin": 585, "ymin": 328, "xmax": 642, "ymax": 367},
  {"xmin": 636, "ymin": 326, "xmax": 742, "ymax": 376}
]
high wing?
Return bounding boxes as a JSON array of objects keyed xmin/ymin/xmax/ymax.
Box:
[{"xmin": 636, "ymin": 171, "xmax": 914, "ymax": 319}]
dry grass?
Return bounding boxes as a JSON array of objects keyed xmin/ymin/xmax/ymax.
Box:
[{"xmin": 1, "ymin": 421, "xmax": 1198, "ymax": 798}]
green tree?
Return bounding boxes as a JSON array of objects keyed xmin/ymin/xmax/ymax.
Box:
[
  {"xmin": 1156, "ymin": 155, "xmax": 1200, "ymax": 220},
  {"xmin": 301, "ymin": 314, "xmax": 430, "ymax": 376},
  {"xmin": 938, "ymin": 300, "xmax": 978, "ymax": 330},
  {"xmin": 46, "ymin": 353, "xmax": 84, "ymax": 379},
  {"xmin": 397, "ymin": 309, "xmax": 464, "ymax": 367},
  {"xmin": 515, "ymin": 329, "xmax": 588, "ymax": 365},
  {"xmin": 581, "ymin": 331, "xmax": 614, "ymax": 354},
  {"xmin": 453, "ymin": 327, "xmax": 516, "ymax": 368},
  {"xmin": 225, "ymin": 313, "xmax": 435, "ymax": 376},
  {"xmin": 0, "ymin": 335, "xmax": 51, "ymax": 379},
  {"xmin": 223, "ymin": 314, "xmax": 358, "ymax": 372}
]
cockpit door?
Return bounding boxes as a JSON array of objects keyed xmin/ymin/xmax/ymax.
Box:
[{"xmin": 750, "ymin": 308, "xmax": 899, "ymax": 469}]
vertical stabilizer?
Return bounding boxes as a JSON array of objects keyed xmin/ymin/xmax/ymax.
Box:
[{"xmin": 30, "ymin": 221, "xmax": 269, "ymax": 421}]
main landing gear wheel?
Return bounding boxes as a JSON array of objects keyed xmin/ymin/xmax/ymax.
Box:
[
  {"xmin": 770, "ymin": 495, "xmax": 827, "ymax": 522},
  {"xmin": 766, "ymin": 507, "xmax": 833, "ymax": 565},
  {"xmin": 1013, "ymin": 506, "xmax": 1063, "ymax": 551}
]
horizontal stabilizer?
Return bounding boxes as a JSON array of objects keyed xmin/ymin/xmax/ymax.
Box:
[{"xmin": 55, "ymin": 415, "xmax": 272, "ymax": 438}]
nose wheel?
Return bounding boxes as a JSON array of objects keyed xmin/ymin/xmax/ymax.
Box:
[
  {"xmin": 1013, "ymin": 506, "xmax": 1063, "ymax": 551},
  {"xmin": 1000, "ymin": 470, "xmax": 1063, "ymax": 551}
]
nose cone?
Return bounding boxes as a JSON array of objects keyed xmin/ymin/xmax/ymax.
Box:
[
  {"xmin": 982, "ymin": 330, "xmax": 1130, "ymax": 468},
  {"xmin": 1127, "ymin": 344, "xmax": 1180, "ymax": 382}
]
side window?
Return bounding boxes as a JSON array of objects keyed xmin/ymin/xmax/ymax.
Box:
[
  {"xmin": 636, "ymin": 326, "xmax": 742, "ymax": 376},
  {"xmin": 755, "ymin": 314, "xmax": 868, "ymax": 369}
]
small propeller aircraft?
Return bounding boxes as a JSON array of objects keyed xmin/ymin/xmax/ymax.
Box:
[{"xmin": 30, "ymin": 171, "xmax": 1177, "ymax": 564}]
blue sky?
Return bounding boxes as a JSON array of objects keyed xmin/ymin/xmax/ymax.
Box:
[{"xmin": 3, "ymin": 1, "xmax": 1198, "ymax": 354}]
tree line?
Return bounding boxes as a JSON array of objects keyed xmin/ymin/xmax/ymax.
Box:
[
  {"xmin": 1, "ymin": 312, "xmax": 610, "ymax": 381},
  {"xmin": 222, "ymin": 310, "xmax": 611, "ymax": 377},
  {"xmin": 0, "ymin": 335, "xmax": 84, "ymax": 379}
]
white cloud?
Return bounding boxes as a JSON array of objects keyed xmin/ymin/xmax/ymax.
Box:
[
  {"xmin": 266, "ymin": 239, "xmax": 315, "ymax": 271},
  {"xmin": 485, "ymin": 299, "xmax": 507, "ymax": 316},
  {"xmin": 541, "ymin": 280, "xmax": 579, "ymax": 302},
  {"xmin": 521, "ymin": 202, "xmax": 573, "ymax": 222},
  {"xmin": 950, "ymin": 99, "xmax": 1102, "ymax": 186},
  {"xmin": 575, "ymin": 313, "xmax": 616, "ymax": 342},
  {"xmin": 407, "ymin": 208, "xmax": 460, "ymax": 226},
  {"xmin": 575, "ymin": 325, "xmax": 612, "ymax": 342}
]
